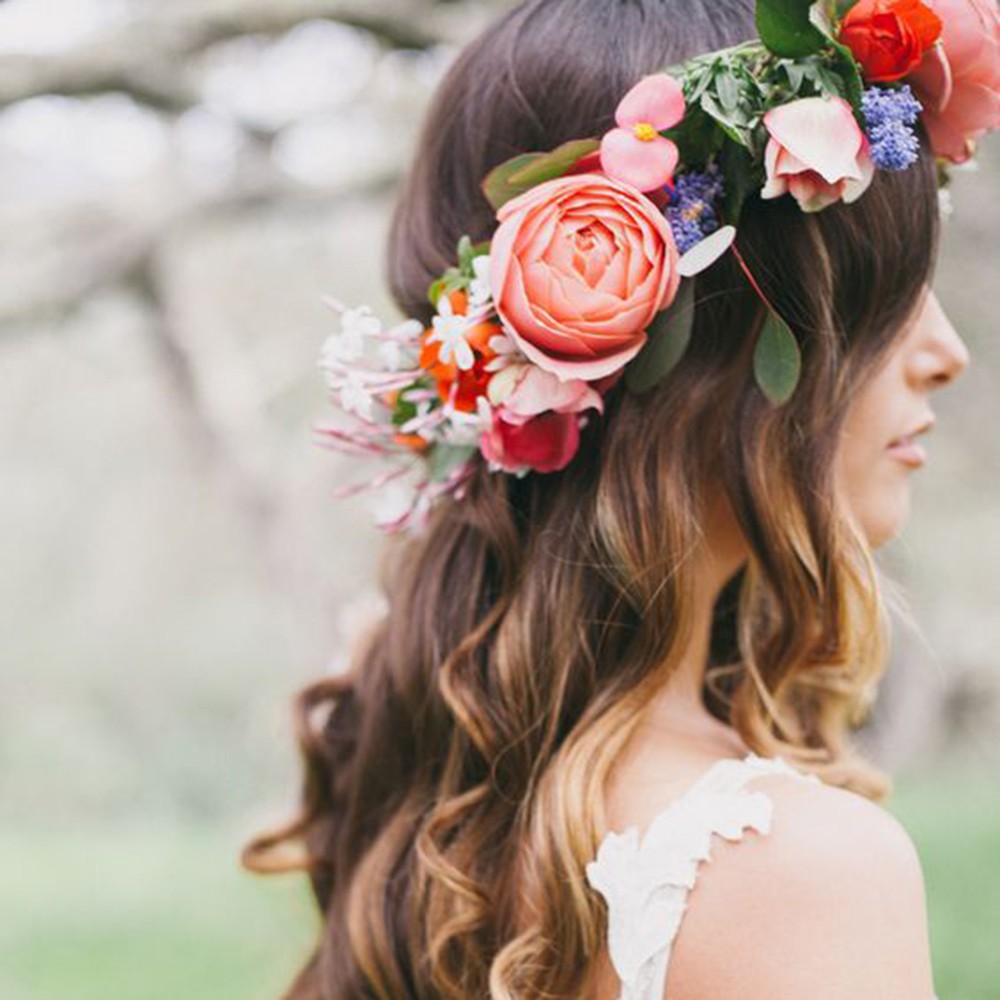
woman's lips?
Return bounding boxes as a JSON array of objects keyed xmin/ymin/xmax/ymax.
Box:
[{"xmin": 886, "ymin": 434, "xmax": 928, "ymax": 467}]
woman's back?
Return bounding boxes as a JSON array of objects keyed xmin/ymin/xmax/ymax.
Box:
[{"xmin": 585, "ymin": 729, "xmax": 938, "ymax": 999}]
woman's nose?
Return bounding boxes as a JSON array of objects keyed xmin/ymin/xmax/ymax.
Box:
[{"xmin": 909, "ymin": 291, "xmax": 971, "ymax": 390}]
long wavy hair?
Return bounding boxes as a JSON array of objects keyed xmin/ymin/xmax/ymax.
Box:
[{"xmin": 242, "ymin": 0, "xmax": 942, "ymax": 996}]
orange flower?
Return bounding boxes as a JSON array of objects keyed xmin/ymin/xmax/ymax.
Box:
[
  {"xmin": 839, "ymin": 0, "xmax": 942, "ymax": 82},
  {"xmin": 393, "ymin": 432, "xmax": 431, "ymax": 453}
]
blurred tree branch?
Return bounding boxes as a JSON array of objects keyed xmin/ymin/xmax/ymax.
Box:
[{"xmin": 0, "ymin": 0, "xmax": 465, "ymax": 111}]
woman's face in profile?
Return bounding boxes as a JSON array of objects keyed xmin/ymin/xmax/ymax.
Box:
[{"xmin": 835, "ymin": 287, "xmax": 970, "ymax": 549}]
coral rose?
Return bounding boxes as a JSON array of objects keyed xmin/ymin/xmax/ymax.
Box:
[
  {"xmin": 761, "ymin": 96, "xmax": 875, "ymax": 212},
  {"xmin": 489, "ymin": 173, "xmax": 681, "ymax": 382},
  {"xmin": 907, "ymin": 0, "xmax": 1000, "ymax": 163},
  {"xmin": 839, "ymin": 0, "xmax": 942, "ymax": 82}
]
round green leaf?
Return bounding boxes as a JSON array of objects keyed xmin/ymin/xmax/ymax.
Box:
[
  {"xmin": 625, "ymin": 280, "xmax": 696, "ymax": 394},
  {"xmin": 753, "ymin": 310, "xmax": 802, "ymax": 404}
]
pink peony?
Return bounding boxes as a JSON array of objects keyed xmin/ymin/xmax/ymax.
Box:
[
  {"xmin": 760, "ymin": 96, "xmax": 875, "ymax": 212},
  {"xmin": 480, "ymin": 409, "xmax": 582, "ymax": 474},
  {"xmin": 907, "ymin": 0, "xmax": 1000, "ymax": 164},
  {"xmin": 600, "ymin": 74, "xmax": 686, "ymax": 192},
  {"xmin": 490, "ymin": 173, "xmax": 681, "ymax": 382}
]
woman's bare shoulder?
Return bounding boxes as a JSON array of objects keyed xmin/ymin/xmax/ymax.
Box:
[{"xmin": 664, "ymin": 772, "xmax": 936, "ymax": 1000}]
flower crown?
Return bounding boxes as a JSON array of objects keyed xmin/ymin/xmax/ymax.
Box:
[{"xmin": 319, "ymin": 0, "xmax": 999, "ymax": 532}]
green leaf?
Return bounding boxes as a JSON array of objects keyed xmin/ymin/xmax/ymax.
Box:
[
  {"xmin": 715, "ymin": 69, "xmax": 741, "ymax": 114},
  {"xmin": 428, "ymin": 278, "xmax": 447, "ymax": 307},
  {"xmin": 826, "ymin": 37, "xmax": 865, "ymax": 113},
  {"xmin": 506, "ymin": 138, "xmax": 601, "ymax": 187},
  {"xmin": 457, "ymin": 235, "xmax": 475, "ymax": 272},
  {"xmin": 624, "ymin": 279, "xmax": 696, "ymax": 394},
  {"xmin": 699, "ymin": 93, "xmax": 751, "ymax": 147},
  {"xmin": 720, "ymin": 141, "xmax": 759, "ymax": 225},
  {"xmin": 756, "ymin": 0, "xmax": 827, "ymax": 57},
  {"xmin": 428, "ymin": 444, "xmax": 477, "ymax": 482},
  {"xmin": 753, "ymin": 310, "xmax": 802, "ymax": 404},
  {"xmin": 780, "ymin": 59, "xmax": 809, "ymax": 94},
  {"xmin": 482, "ymin": 152, "xmax": 545, "ymax": 212},
  {"xmin": 481, "ymin": 139, "xmax": 600, "ymax": 212}
]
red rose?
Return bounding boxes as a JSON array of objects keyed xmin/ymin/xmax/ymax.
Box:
[
  {"xmin": 480, "ymin": 410, "xmax": 581, "ymax": 474},
  {"xmin": 839, "ymin": 0, "xmax": 943, "ymax": 82}
]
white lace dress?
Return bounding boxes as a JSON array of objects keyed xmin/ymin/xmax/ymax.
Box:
[{"xmin": 584, "ymin": 751, "xmax": 939, "ymax": 1000}]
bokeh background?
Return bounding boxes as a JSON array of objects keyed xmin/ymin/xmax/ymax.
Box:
[{"xmin": 1, "ymin": 1, "xmax": 997, "ymax": 997}]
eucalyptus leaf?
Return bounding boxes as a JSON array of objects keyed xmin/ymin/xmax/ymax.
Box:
[
  {"xmin": 482, "ymin": 152, "xmax": 545, "ymax": 211},
  {"xmin": 753, "ymin": 310, "xmax": 802, "ymax": 404},
  {"xmin": 756, "ymin": 0, "xmax": 827, "ymax": 58},
  {"xmin": 624, "ymin": 280, "xmax": 696, "ymax": 394},
  {"xmin": 428, "ymin": 444, "xmax": 477, "ymax": 483},
  {"xmin": 507, "ymin": 138, "xmax": 601, "ymax": 187}
]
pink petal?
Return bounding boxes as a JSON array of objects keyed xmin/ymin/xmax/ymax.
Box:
[
  {"xmin": 842, "ymin": 147, "xmax": 875, "ymax": 204},
  {"xmin": 763, "ymin": 97, "xmax": 865, "ymax": 184},
  {"xmin": 499, "ymin": 315, "xmax": 647, "ymax": 382},
  {"xmin": 909, "ymin": 44, "xmax": 954, "ymax": 113},
  {"xmin": 615, "ymin": 73, "xmax": 686, "ymax": 130},
  {"xmin": 600, "ymin": 129, "xmax": 679, "ymax": 193}
]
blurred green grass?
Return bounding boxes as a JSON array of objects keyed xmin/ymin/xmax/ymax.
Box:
[{"xmin": 1, "ymin": 771, "xmax": 997, "ymax": 1000}]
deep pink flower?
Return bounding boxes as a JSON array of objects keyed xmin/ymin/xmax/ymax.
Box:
[
  {"xmin": 480, "ymin": 409, "xmax": 582, "ymax": 474},
  {"xmin": 600, "ymin": 74, "xmax": 686, "ymax": 192}
]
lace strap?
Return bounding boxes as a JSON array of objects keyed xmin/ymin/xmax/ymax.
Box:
[{"xmin": 586, "ymin": 753, "xmax": 821, "ymax": 1000}]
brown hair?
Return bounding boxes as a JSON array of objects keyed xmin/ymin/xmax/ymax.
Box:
[{"xmin": 243, "ymin": 1, "xmax": 941, "ymax": 997}]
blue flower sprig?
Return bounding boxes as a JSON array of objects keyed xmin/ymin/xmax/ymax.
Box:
[{"xmin": 861, "ymin": 84, "xmax": 924, "ymax": 171}]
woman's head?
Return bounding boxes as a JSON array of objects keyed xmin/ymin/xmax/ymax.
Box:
[{"xmin": 246, "ymin": 1, "xmax": 970, "ymax": 997}]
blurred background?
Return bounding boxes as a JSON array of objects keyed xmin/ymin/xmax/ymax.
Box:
[{"xmin": 0, "ymin": 1, "xmax": 997, "ymax": 998}]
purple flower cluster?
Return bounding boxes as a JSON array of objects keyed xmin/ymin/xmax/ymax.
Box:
[
  {"xmin": 861, "ymin": 85, "xmax": 924, "ymax": 172},
  {"xmin": 665, "ymin": 165, "xmax": 725, "ymax": 253}
]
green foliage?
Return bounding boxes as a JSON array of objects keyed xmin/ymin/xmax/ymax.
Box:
[
  {"xmin": 624, "ymin": 279, "xmax": 696, "ymax": 394},
  {"xmin": 391, "ymin": 379, "xmax": 433, "ymax": 428},
  {"xmin": 756, "ymin": 0, "xmax": 828, "ymax": 57},
  {"xmin": 482, "ymin": 140, "xmax": 599, "ymax": 211},
  {"xmin": 753, "ymin": 309, "xmax": 802, "ymax": 404},
  {"xmin": 428, "ymin": 234, "xmax": 490, "ymax": 306},
  {"xmin": 428, "ymin": 444, "xmax": 477, "ymax": 482},
  {"xmin": 481, "ymin": 152, "xmax": 545, "ymax": 212},
  {"xmin": 720, "ymin": 141, "xmax": 761, "ymax": 225}
]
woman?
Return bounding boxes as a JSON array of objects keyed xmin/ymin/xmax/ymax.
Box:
[{"xmin": 244, "ymin": 0, "xmax": 993, "ymax": 996}]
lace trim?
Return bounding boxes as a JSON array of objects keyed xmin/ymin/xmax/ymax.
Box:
[{"xmin": 585, "ymin": 753, "xmax": 820, "ymax": 999}]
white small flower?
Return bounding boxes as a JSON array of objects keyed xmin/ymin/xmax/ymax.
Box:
[
  {"xmin": 484, "ymin": 331, "xmax": 523, "ymax": 373},
  {"xmin": 378, "ymin": 339, "xmax": 402, "ymax": 371},
  {"xmin": 339, "ymin": 371, "xmax": 375, "ymax": 421},
  {"xmin": 342, "ymin": 305, "xmax": 382, "ymax": 339},
  {"xmin": 467, "ymin": 254, "xmax": 492, "ymax": 309},
  {"xmin": 428, "ymin": 295, "xmax": 476, "ymax": 370},
  {"xmin": 322, "ymin": 304, "xmax": 381, "ymax": 363}
]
